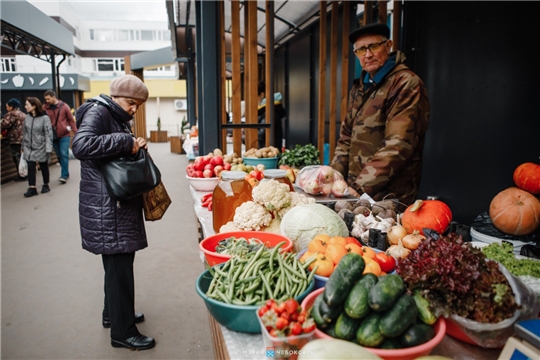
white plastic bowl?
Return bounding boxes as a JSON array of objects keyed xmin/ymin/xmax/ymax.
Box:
[{"xmin": 186, "ymin": 175, "xmax": 220, "ymax": 192}]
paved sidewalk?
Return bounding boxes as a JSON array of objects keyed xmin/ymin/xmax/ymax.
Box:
[{"xmin": 1, "ymin": 142, "xmax": 214, "ymax": 359}]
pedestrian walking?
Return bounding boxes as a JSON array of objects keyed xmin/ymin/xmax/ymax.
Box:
[
  {"xmin": 72, "ymin": 74, "xmax": 155, "ymax": 351},
  {"xmin": 43, "ymin": 90, "xmax": 77, "ymax": 184},
  {"xmin": 1, "ymin": 98, "xmax": 27, "ymax": 181},
  {"xmin": 22, "ymin": 97, "xmax": 53, "ymax": 197}
]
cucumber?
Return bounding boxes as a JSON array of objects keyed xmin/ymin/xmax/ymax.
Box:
[
  {"xmin": 358, "ymin": 273, "xmax": 379, "ymax": 288},
  {"xmin": 356, "ymin": 312, "xmax": 385, "ymax": 347},
  {"xmin": 334, "ymin": 311, "xmax": 361, "ymax": 341},
  {"xmin": 324, "ymin": 253, "xmax": 365, "ymax": 306},
  {"xmin": 413, "ymin": 288, "xmax": 437, "ymax": 325},
  {"xmin": 368, "ymin": 274, "xmax": 406, "ymax": 312},
  {"xmin": 344, "ymin": 280, "xmax": 372, "ymax": 319},
  {"xmin": 400, "ymin": 323, "xmax": 436, "ymax": 348},
  {"xmin": 311, "ymin": 293, "xmax": 328, "ymax": 329},
  {"xmin": 379, "ymin": 294, "xmax": 418, "ymax": 338},
  {"xmin": 380, "ymin": 337, "xmax": 402, "ymax": 349},
  {"xmin": 324, "ymin": 321, "xmax": 337, "ymax": 338},
  {"xmin": 320, "ymin": 299, "xmax": 342, "ymax": 323}
]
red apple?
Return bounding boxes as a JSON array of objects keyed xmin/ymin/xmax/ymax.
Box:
[
  {"xmin": 203, "ymin": 169, "xmax": 213, "ymax": 178},
  {"xmin": 204, "ymin": 163, "xmax": 214, "ymax": 171},
  {"xmin": 250, "ymin": 170, "xmax": 264, "ymax": 181},
  {"xmin": 194, "ymin": 170, "xmax": 203, "ymax": 178},
  {"xmin": 211, "ymin": 155, "xmax": 224, "ymax": 166},
  {"xmin": 213, "ymin": 165, "xmax": 224, "ymax": 177},
  {"xmin": 223, "ymin": 162, "xmax": 231, "ymax": 171}
]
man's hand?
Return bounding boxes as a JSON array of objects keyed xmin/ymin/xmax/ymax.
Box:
[{"xmin": 131, "ymin": 137, "xmax": 148, "ymax": 154}]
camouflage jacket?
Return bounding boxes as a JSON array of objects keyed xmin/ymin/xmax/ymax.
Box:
[
  {"xmin": 330, "ymin": 51, "xmax": 430, "ymax": 205},
  {"xmin": 1, "ymin": 109, "xmax": 25, "ymax": 144}
]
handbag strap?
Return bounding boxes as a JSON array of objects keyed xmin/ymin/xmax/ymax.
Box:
[{"xmin": 53, "ymin": 101, "xmax": 63, "ymax": 127}]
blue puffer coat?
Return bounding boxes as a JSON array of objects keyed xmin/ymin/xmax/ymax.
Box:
[{"xmin": 72, "ymin": 95, "xmax": 147, "ymax": 255}]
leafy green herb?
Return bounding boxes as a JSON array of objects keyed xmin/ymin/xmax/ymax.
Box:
[
  {"xmin": 278, "ymin": 144, "xmax": 321, "ymax": 168},
  {"xmin": 396, "ymin": 233, "xmax": 518, "ymax": 323},
  {"xmin": 482, "ymin": 242, "xmax": 540, "ymax": 278}
]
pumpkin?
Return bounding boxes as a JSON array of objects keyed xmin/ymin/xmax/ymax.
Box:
[
  {"xmin": 513, "ymin": 162, "xmax": 540, "ymax": 195},
  {"xmin": 489, "ymin": 187, "xmax": 540, "ymax": 236},
  {"xmin": 401, "ymin": 199, "xmax": 453, "ymax": 235}
]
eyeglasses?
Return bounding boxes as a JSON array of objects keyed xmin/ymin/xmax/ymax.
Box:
[{"xmin": 353, "ymin": 40, "xmax": 388, "ymax": 56}]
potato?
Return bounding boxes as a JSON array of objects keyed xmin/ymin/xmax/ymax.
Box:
[
  {"xmin": 255, "ymin": 150, "xmax": 263, "ymax": 158},
  {"xmin": 213, "ymin": 148, "xmax": 223, "ymax": 157}
]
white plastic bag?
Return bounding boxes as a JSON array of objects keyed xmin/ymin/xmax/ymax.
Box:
[
  {"xmin": 18, "ymin": 153, "xmax": 28, "ymax": 177},
  {"xmin": 295, "ymin": 165, "xmax": 349, "ymax": 197}
]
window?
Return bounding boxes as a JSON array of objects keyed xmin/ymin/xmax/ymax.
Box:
[
  {"xmin": 118, "ymin": 30, "xmax": 129, "ymax": 41},
  {"xmin": 1, "ymin": 58, "xmax": 16, "ymax": 72},
  {"xmin": 141, "ymin": 30, "xmax": 153, "ymax": 41},
  {"xmin": 89, "ymin": 29, "xmax": 170, "ymax": 42},
  {"xmin": 93, "ymin": 58, "xmax": 124, "ymax": 72}
]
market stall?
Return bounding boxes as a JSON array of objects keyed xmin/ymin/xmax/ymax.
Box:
[{"xmin": 190, "ymin": 146, "xmax": 538, "ymax": 360}]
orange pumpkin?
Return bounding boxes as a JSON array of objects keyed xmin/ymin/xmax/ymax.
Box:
[
  {"xmin": 489, "ymin": 187, "xmax": 540, "ymax": 236},
  {"xmin": 513, "ymin": 162, "xmax": 540, "ymax": 195},
  {"xmin": 401, "ymin": 199, "xmax": 452, "ymax": 235}
]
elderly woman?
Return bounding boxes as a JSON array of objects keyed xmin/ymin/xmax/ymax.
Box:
[{"xmin": 72, "ymin": 75, "xmax": 155, "ymax": 350}]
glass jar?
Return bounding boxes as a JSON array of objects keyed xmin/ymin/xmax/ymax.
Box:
[
  {"xmin": 263, "ymin": 169, "xmax": 294, "ymax": 192},
  {"xmin": 212, "ymin": 171, "xmax": 252, "ymax": 233}
]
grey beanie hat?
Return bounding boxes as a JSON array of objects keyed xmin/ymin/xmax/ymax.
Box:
[
  {"xmin": 7, "ymin": 98, "xmax": 21, "ymax": 108},
  {"xmin": 110, "ymin": 74, "xmax": 149, "ymax": 102}
]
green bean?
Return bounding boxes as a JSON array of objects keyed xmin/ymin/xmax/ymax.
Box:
[
  {"xmin": 213, "ymin": 266, "xmax": 229, "ymax": 278},
  {"xmin": 282, "ymin": 261, "xmax": 307, "ymax": 279},
  {"xmin": 284, "ymin": 274, "xmax": 291, "ymax": 296},
  {"xmin": 255, "ymin": 289, "xmax": 264, "ymax": 296},
  {"xmin": 259, "ymin": 269, "xmax": 274, "ymax": 300},
  {"xmin": 216, "ymin": 289, "xmax": 232, "ymax": 304},
  {"xmin": 273, "ymin": 274, "xmax": 282, "ymax": 299},
  {"xmin": 307, "ymin": 265, "xmax": 318, "ymax": 284},
  {"xmin": 302, "ymin": 254, "xmax": 318, "ymax": 269},
  {"xmin": 227, "ymin": 265, "xmax": 243, "ymax": 299},
  {"xmin": 269, "ymin": 241, "xmax": 286, "ymax": 271},
  {"xmin": 231, "ymin": 297, "xmax": 259, "ymax": 306},
  {"xmin": 244, "ymin": 279, "xmax": 261, "ymax": 294},
  {"xmin": 240, "ymin": 245, "xmax": 266, "ymax": 279}
]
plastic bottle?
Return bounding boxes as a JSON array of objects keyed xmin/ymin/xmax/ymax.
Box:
[{"xmin": 212, "ymin": 171, "xmax": 252, "ymax": 232}]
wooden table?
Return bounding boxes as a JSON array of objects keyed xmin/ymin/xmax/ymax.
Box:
[{"xmin": 191, "ymin": 186, "xmax": 503, "ymax": 360}]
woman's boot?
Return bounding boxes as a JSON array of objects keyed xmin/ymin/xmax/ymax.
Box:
[{"xmin": 24, "ymin": 188, "xmax": 38, "ymax": 197}]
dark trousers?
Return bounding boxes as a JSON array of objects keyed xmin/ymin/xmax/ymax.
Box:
[
  {"xmin": 27, "ymin": 160, "xmax": 49, "ymax": 187},
  {"xmin": 10, "ymin": 144, "xmax": 23, "ymax": 177},
  {"xmin": 102, "ymin": 252, "xmax": 139, "ymax": 340}
]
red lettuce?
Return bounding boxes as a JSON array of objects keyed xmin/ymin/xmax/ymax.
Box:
[{"xmin": 396, "ymin": 233, "xmax": 518, "ymax": 323}]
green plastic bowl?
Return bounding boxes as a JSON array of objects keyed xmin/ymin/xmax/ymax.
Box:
[
  {"xmin": 242, "ymin": 156, "xmax": 279, "ymax": 169},
  {"xmin": 195, "ymin": 268, "xmax": 315, "ymax": 333}
]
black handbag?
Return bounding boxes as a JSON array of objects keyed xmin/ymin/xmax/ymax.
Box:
[{"xmin": 100, "ymin": 148, "xmax": 161, "ymax": 201}]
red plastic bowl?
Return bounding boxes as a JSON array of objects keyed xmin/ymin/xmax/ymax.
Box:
[
  {"xmin": 301, "ymin": 288, "xmax": 447, "ymax": 360},
  {"xmin": 199, "ymin": 231, "xmax": 294, "ymax": 266}
]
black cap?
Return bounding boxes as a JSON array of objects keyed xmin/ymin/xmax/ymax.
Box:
[
  {"xmin": 7, "ymin": 98, "xmax": 21, "ymax": 108},
  {"xmin": 348, "ymin": 23, "xmax": 390, "ymax": 43}
]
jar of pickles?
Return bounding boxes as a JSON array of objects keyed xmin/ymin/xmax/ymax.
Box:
[
  {"xmin": 212, "ymin": 171, "xmax": 252, "ymax": 232},
  {"xmin": 262, "ymin": 169, "xmax": 294, "ymax": 192}
]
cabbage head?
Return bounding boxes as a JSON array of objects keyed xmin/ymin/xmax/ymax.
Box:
[{"xmin": 280, "ymin": 203, "xmax": 349, "ymax": 252}]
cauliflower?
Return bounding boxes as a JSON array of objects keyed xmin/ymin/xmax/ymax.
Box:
[
  {"xmin": 233, "ymin": 201, "xmax": 272, "ymax": 230},
  {"xmin": 277, "ymin": 191, "xmax": 316, "ymax": 219},
  {"xmin": 219, "ymin": 221, "xmax": 241, "ymax": 233},
  {"xmin": 252, "ymin": 179, "xmax": 292, "ymax": 211},
  {"xmin": 262, "ymin": 218, "xmax": 282, "ymax": 234}
]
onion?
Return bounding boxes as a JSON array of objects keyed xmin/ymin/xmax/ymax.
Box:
[
  {"xmin": 387, "ymin": 225, "xmax": 407, "ymax": 245},
  {"xmin": 402, "ymin": 231, "xmax": 426, "ymax": 250},
  {"xmin": 386, "ymin": 239, "xmax": 410, "ymax": 259}
]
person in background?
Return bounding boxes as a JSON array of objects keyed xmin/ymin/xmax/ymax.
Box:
[
  {"xmin": 330, "ymin": 23, "xmax": 430, "ymax": 205},
  {"xmin": 257, "ymin": 81, "xmax": 285, "ymax": 150},
  {"xmin": 2, "ymin": 98, "xmax": 27, "ymax": 181},
  {"xmin": 43, "ymin": 90, "xmax": 77, "ymax": 184},
  {"xmin": 72, "ymin": 74, "xmax": 155, "ymax": 351},
  {"xmin": 22, "ymin": 97, "xmax": 53, "ymax": 197}
]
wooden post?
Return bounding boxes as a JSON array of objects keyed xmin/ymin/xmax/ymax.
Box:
[
  {"xmin": 231, "ymin": 0, "xmax": 242, "ymax": 156},
  {"xmin": 265, "ymin": 1, "xmax": 275, "ymax": 148},
  {"xmin": 329, "ymin": 2, "xmax": 339, "ymax": 163},
  {"xmin": 392, "ymin": 0, "xmax": 402, "ymax": 50},
  {"xmin": 340, "ymin": 1, "xmax": 351, "ymax": 136},
  {"xmin": 364, "ymin": 0, "xmax": 373, "ymax": 25},
  {"xmin": 245, "ymin": 1, "xmax": 259, "ymax": 151},
  {"xmin": 219, "ymin": 1, "xmax": 227, "ymax": 154},
  {"xmin": 318, "ymin": 1, "xmax": 327, "ymax": 163},
  {"xmin": 378, "ymin": 0, "xmax": 387, "ymax": 25}
]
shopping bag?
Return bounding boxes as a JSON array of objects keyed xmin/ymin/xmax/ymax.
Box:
[
  {"xmin": 19, "ymin": 153, "xmax": 28, "ymax": 177},
  {"xmin": 142, "ymin": 180, "xmax": 172, "ymax": 221}
]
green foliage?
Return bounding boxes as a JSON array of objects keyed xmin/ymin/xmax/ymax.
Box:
[{"xmin": 278, "ymin": 144, "xmax": 321, "ymax": 168}]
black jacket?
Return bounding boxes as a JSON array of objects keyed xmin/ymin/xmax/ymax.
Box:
[
  {"xmin": 72, "ymin": 95, "xmax": 147, "ymax": 255},
  {"xmin": 257, "ymin": 102, "xmax": 285, "ymax": 148}
]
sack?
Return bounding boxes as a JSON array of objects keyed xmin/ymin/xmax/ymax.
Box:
[
  {"xmin": 295, "ymin": 165, "xmax": 350, "ymax": 197},
  {"xmin": 52, "ymin": 126, "xmax": 58, "ymax": 141},
  {"xmin": 143, "ymin": 180, "xmax": 172, "ymax": 221},
  {"xmin": 19, "ymin": 153, "xmax": 28, "ymax": 177},
  {"xmin": 100, "ymin": 148, "xmax": 161, "ymax": 201}
]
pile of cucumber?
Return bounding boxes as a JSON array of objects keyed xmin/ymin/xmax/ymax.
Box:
[{"xmin": 310, "ymin": 253, "xmax": 437, "ymax": 349}]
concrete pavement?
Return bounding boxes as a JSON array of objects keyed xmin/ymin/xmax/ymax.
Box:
[{"xmin": 1, "ymin": 142, "xmax": 215, "ymax": 359}]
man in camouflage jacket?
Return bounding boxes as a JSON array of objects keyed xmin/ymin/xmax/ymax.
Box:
[
  {"xmin": 2, "ymin": 98, "xmax": 26, "ymax": 180},
  {"xmin": 331, "ymin": 23, "xmax": 430, "ymax": 206}
]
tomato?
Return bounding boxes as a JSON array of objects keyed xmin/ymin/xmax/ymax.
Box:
[
  {"xmin": 363, "ymin": 260, "xmax": 382, "ymax": 276},
  {"xmin": 328, "ymin": 236, "xmax": 347, "ymax": 246},
  {"xmin": 302, "ymin": 318, "xmax": 316, "ymax": 333},
  {"xmin": 312, "ymin": 233, "xmax": 330, "ymax": 243},
  {"xmin": 284, "ymin": 299, "xmax": 299, "ymax": 315},
  {"xmin": 275, "ymin": 317, "xmax": 289, "ymax": 330},
  {"xmin": 290, "ymin": 321, "xmax": 303, "ymax": 335},
  {"xmin": 308, "ymin": 239, "xmax": 328, "ymax": 254},
  {"xmin": 374, "ymin": 252, "xmax": 396, "ymax": 273},
  {"xmin": 345, "ymin": 236, "xmax": 362, "ymax": 247},
  {"xmin": 345, "ymin": 243, "xmax": 363, "ymax": 256},
  {"xmin": 258, "ymin": 307, "xmax": 268, "ymax": 317},
  {"xmin": 362, "ymin": 247, "xmax": 376, "ymax": 259},
  {"xmin": 312, "ymin": 254, "xmax": 334, "ymax": 277},
  {"xmin": 326, "ymin": 243, "xmax": 348, "ymax": 265},
  {"xmin": 299, "ymin": 250, "xmax": 314, "ymax": 263}
]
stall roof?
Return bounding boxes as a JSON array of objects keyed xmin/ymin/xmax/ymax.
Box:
[{"xmin": 1, "ymin": 0, "xmax": 74, "ymax": 58}]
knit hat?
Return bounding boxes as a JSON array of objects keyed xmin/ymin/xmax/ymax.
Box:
[
  {"xmin": 7, "ymin": 98, "xmax": 21, "ymax": 108},
  {"xmin": 110, "ymin": 74, "xmax": 149, "ymax": 102}
]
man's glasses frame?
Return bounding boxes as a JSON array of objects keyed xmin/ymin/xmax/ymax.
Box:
[{"xmin": 353, "ymin": 40, "xmax": 389, "ymax": 56}]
